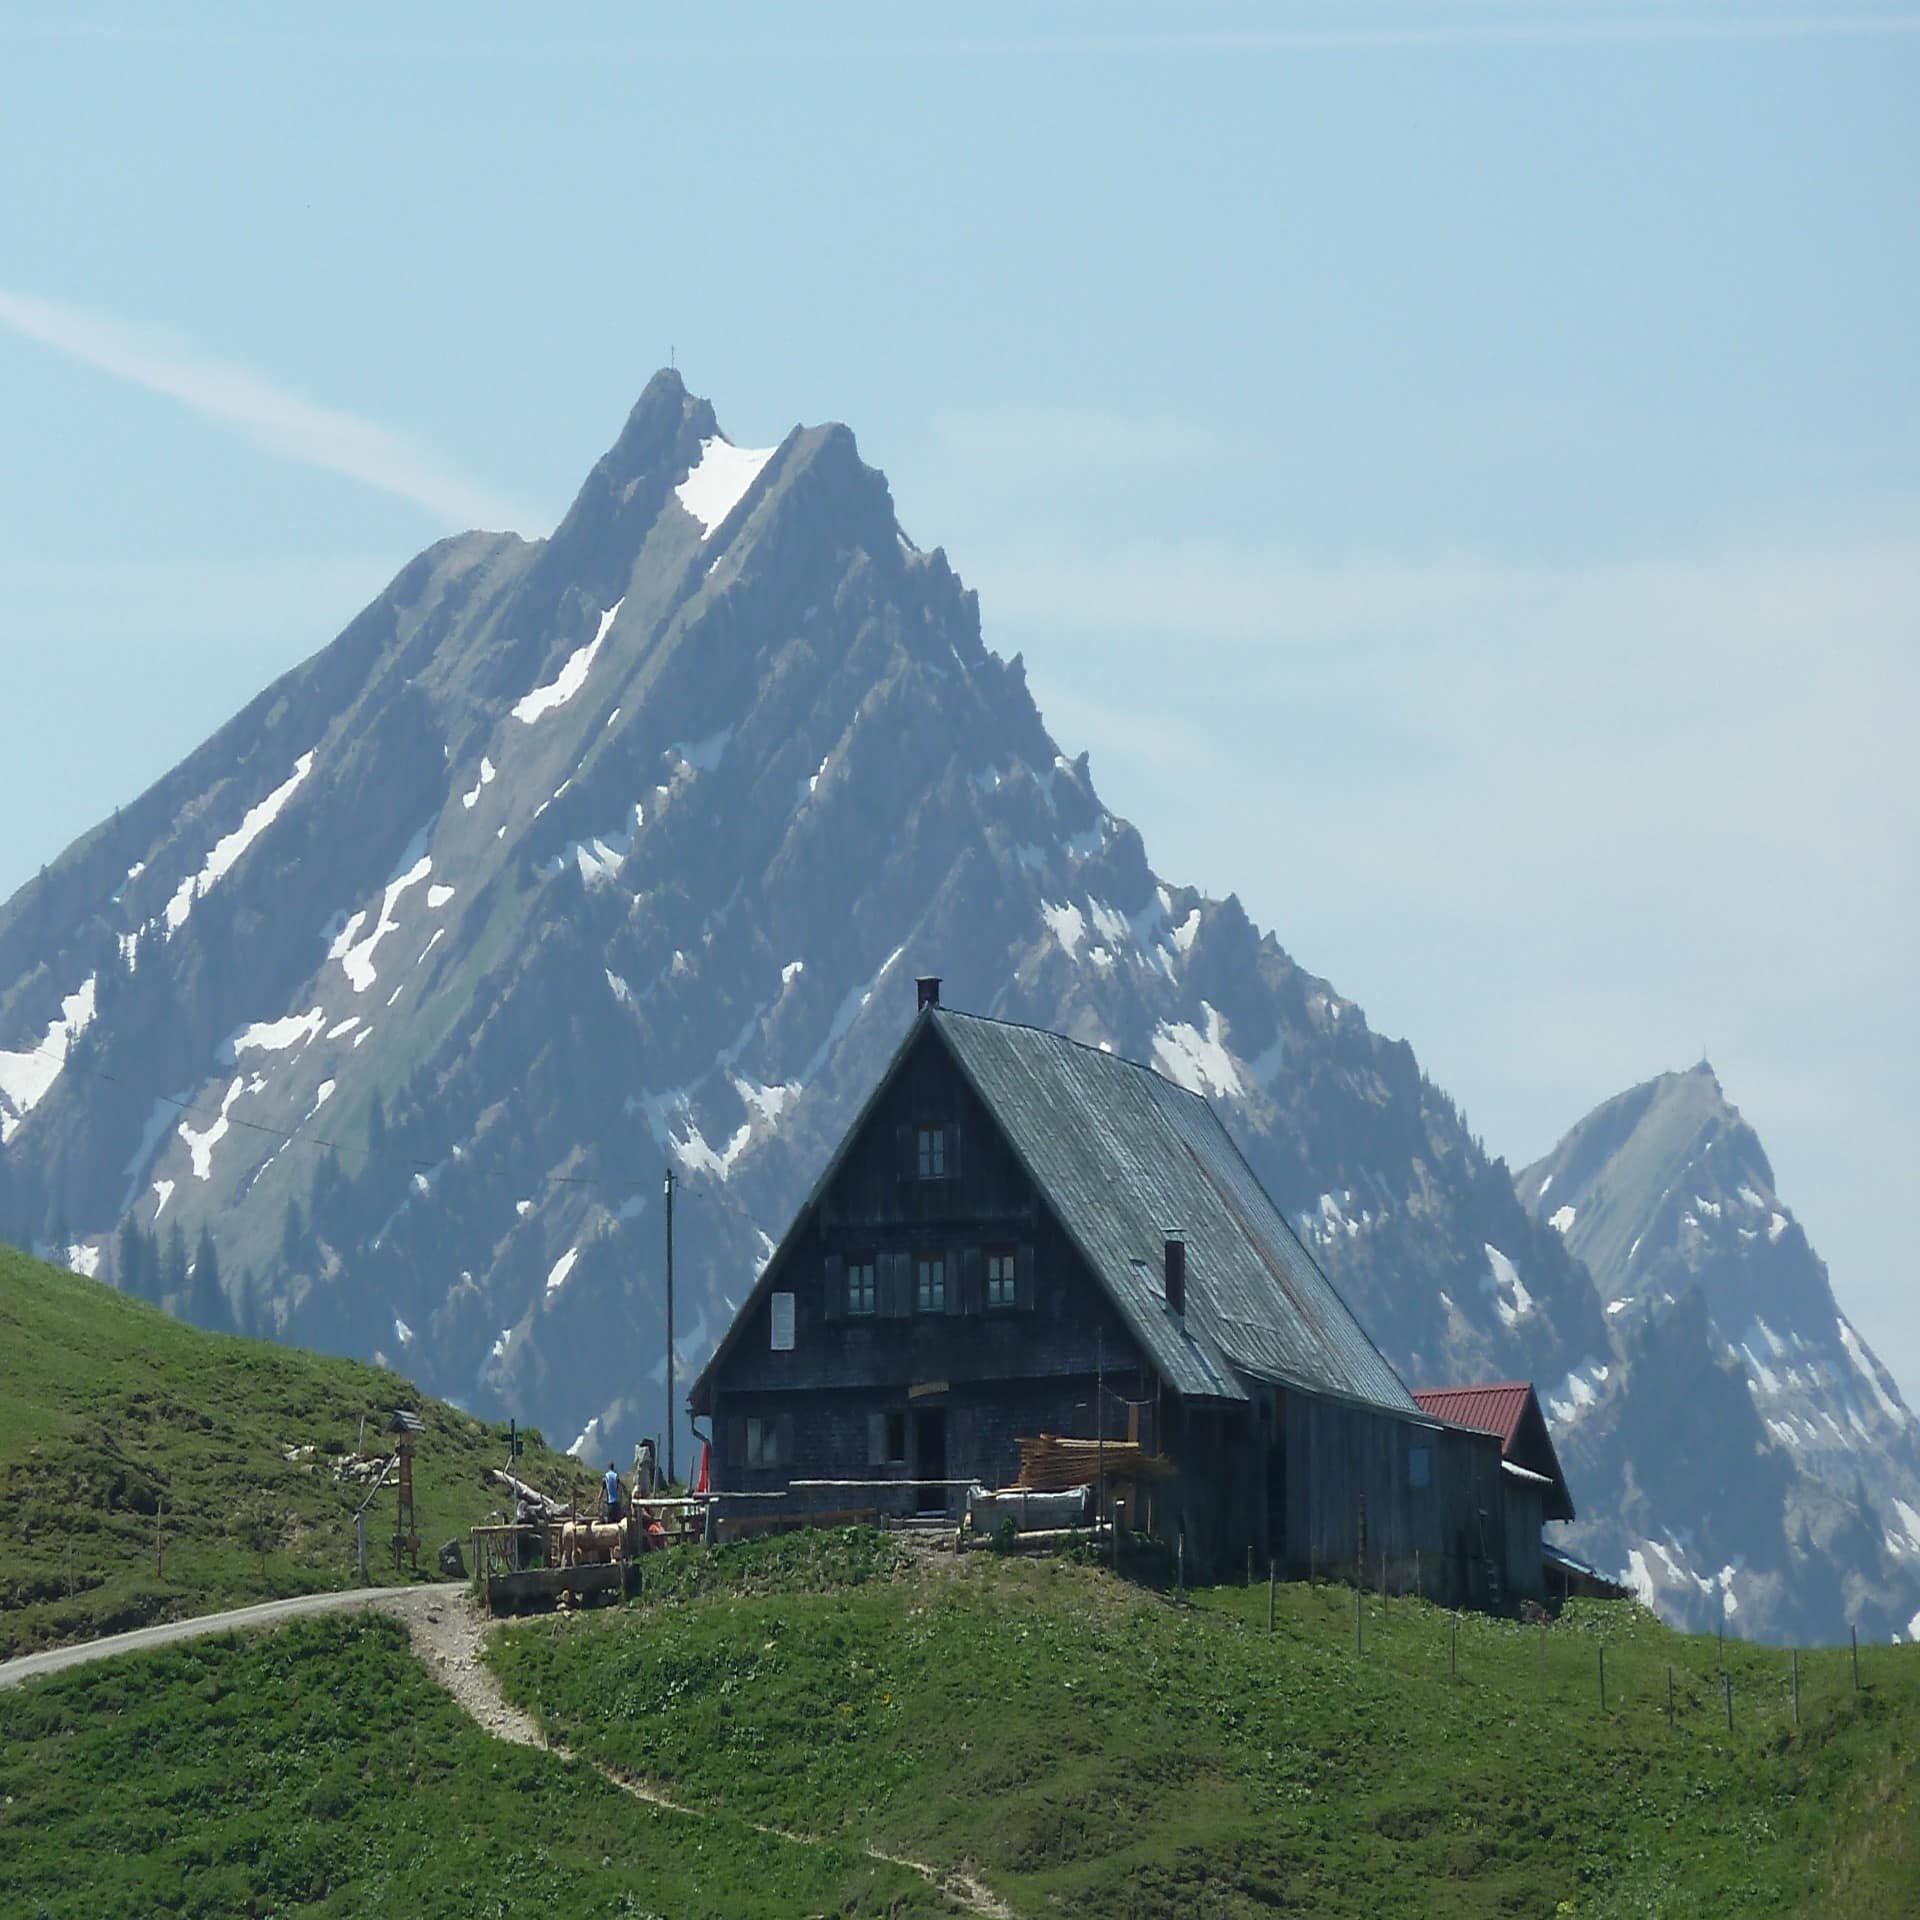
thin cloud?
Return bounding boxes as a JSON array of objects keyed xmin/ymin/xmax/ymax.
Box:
[
  {"xmin": 938, "ymin": 14, "xmax": 1920, "ymax": 56},
  {"xmin": 0, "ymin": 289, "xmax": 538, "ymax": 532}
]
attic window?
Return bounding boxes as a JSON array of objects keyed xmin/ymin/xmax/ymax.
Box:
[
  {"xmin": 1408, "ymin": 1444, "xmax": 1432, "ymax": 1490},
  {"xmin": 917, "ymin": 1125, "xmax": 947, "ymax": 1179}
]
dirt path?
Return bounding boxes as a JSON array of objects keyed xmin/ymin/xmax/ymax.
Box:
[
  {"xmin": 1, "ymin": 1583, "xmax": 1009, "ymax": 1917},
  {"xmin": 389, "ymin": 1590, "xmax": 1010, "ymax": 1916},
  {"xmin": 0, "ymin": 1584, "xmax": 468, "ymax": 1690}
]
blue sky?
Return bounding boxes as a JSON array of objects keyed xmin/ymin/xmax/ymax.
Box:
[{"xmin": 1, "ymin": 4, "xmax": 1915, "ymax": 1398}]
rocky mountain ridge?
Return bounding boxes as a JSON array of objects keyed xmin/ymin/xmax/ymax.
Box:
[{"xmin": 0, "ymin": 370, "xmax": 1911, "ymax": 1643}]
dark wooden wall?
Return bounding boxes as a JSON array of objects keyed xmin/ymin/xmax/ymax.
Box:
[{"xmin": 707, "ymin": 1027, "xmax": 1153, "ymax": 1510}]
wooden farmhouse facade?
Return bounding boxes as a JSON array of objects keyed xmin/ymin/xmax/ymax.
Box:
[{"xmin": 690, "ymin": 984, "xmax": 1567, "ymax": 1607}]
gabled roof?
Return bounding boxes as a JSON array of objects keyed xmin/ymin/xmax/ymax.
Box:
[
  {"xmin": 1412, "ymin": 1383, "xmax": 1575, "ymax": 1521},
  {"xmin": 692, "ymin": 1001, "xmax": 1420, "ymax": 1418},
  {"xmin": 931, "ymin": 1010, "xmax": 1418, "ymax": 1415}
]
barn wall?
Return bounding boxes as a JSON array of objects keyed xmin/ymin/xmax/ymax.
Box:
[
  {"xmin": 1283, "ymin": 1394, "xmax": 1511, "ymax": 1607},
  {"xmin": 1503, "ymin": 1477, "xmax": 1547, "ymax": 1602}
]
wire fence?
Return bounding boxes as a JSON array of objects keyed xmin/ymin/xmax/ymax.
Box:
[{"xmin": 1185, "ymin": 1561, "xmax": 1896, "ymax": 1744}]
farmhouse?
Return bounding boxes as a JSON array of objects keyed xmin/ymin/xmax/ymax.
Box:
[{"xmin": 690, "ymin": 981, "xmax": 1565, "ymax": 1606}]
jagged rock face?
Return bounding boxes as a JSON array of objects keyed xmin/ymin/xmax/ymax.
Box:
[
  {"xmin": 1, "ymin": 372, "xmax": 1903, "ymax": 1646},
  {"xmin": 1518, "ymin": 1065, "xmax": 1920, "ymax": 1645}
]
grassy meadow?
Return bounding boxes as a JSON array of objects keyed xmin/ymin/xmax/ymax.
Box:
[
  {"xmin": 0, "ymin": 1609, "xmax": 936, "ymax": 1919},
  {"xmin": 491, "ymin": 1531, "xmax": 1920, "ymax": 1919},
  {"xmin": 0, "ymin": 1242, "xmax": 595, "ymax": 1656}
]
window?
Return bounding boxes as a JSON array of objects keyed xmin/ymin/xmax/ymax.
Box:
[
  {"xmin": 986, "ymin": 1247, "xmax": 1017, "ymax": 1309},
  {"xmin": 747, "ymin": 1417, "xmax": 784, "ymax": 1468},
  {"xmin": 916, "ymin": 1253, "xmax": 946, "ymax": 1312},
  {"xmin": 869, "ymin": 1409, "xmax": 909, "ymax": 1466},
  {"xmin": 886, "ymin": 1412, "xmax": 907, "ymax": 1464},
  {"xmin": 846, "ymin": 1257, "xmax": 877, "ymax": 1317},
  {"xmin": 1408, "ymin": 1444, "xmax": 1432, "ymax": 1490},
  {"xmin": 916, "ymin": 1125, "xmax": 947, "ymax": 1179}
]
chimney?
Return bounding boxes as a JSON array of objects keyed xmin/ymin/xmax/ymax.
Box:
[
  {"xmin": 1164, "ymin": 1234, "xmax": 1186, "ymax": 1316},
  {"xmin": 916, "ymin": 976, "xmax": 942, "ymax": 1012}
]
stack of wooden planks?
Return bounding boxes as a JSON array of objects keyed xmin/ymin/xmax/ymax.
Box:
[{"xmin": 1014, "ymin": 1434, "xmax": 1174, "ymax": 1490}]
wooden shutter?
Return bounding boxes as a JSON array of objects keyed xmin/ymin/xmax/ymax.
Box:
[
  {"xmin": 945, "ymin": 1122, "xmax": 962, "ymax": 1181},
  {"xmin": 895, "ymin": 1124, "xmax": 914, "ymax": 1181},
  {"xmin": 775, "ymin": 1413, "xmax": 794, "ymax": 1468},
  {"xmin": 945, "ymin": 1245, "xmax": 964, "ymax": 1315},
  {"xmin": 823, "ymin": 1252, "xmax": 845, "ymax": 1324},
  {"xmin": 883, "ymin": 1249, "xmax": 912, "ymax": 1319},
  {"xmin": 1015, "ymin": 1241, "xmax": 1036, "ymax": 1311},
  {"xmin": 726, "ymin": 1414, "xmax": 747, "ymax": 1470},
  {"xmin": 961, "ymin": 1246, "xmax": 984, "ymax": 1315},
  {"xmin": 868, "ymin": 1411, "xmax": 888, "ymax": 1467}
]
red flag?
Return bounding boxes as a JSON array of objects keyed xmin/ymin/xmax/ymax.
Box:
[{"xmin": 691, "ymin": 1440, "xmax": 710, "ymax": 1495}]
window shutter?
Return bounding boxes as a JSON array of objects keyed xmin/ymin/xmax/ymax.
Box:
[
  {"xmin": 882, "ymin": 1249, "xmax": 911, "ymax": 1319},
  {"xmin": 823, "ymin": 1252, "xmax": 845, "ymax": 1324},
  {"xmin": 726, "ymin": 1415, "xmax": 747, "ymax": 1469},
  {"xmin": 895, "ymin": 1124, "xmax": 914, "ymax": 1181},
  {"xmin": 962, "ymin": 1246, "xmax": 984, "ymax": 1315},
  {"xmin": 1016, "ymin": 1241, "xmax": 1036, "ymax": 1310},
  {"xmin": 946, "ymin": 1123, "xmax": 962, "ymax": 1181},
  {"xmin": 868, "ymin": 1411, "xmax": 888, "ymax": 1467},
  {"xmin": 945, "ymin": 1245, "xmax": 964, "ymax": 1315},
  {"xmin": 776, "ymin": 1412, "xmax": 794, "ymax": 1468}
]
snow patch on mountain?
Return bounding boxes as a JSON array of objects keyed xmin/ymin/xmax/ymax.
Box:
[
  {"xmin": 1152, "ymin": 1003, "xmax": 1243, "ymax": 1100},
  {"xmin": 178, "ymin": 1078, "xmax": 243, "ymax": 1181},
  {"xmin": 545, "ymin": 1247, "xmax": 579, "ymax": 1296},
  {"xmin": 0, "ymin": 973, "xmax": 97, "ymax": 1142},
  {"xmin": 1548, "ymin": 1204, "xmax": 1577, "ymax": 1234},
  {"xmin": 1482, "ymin": 1244, "xmax": 1535, "ymax": 1328},
  {"xmin": 1838, "ymin": 1318, "xmax": 1907, "ymax": 1426},
  {"xmin": 225, "ymin": 1007, "xmax": 326, "ymax": 1060},
  {"xmin": 164, "ymin": 751, "xmax": 315, "ymax": 935},
  {"xmin": 675, "ymin": 437, "xmax": 775, "ymax": 538},
  {"xmin": 460, "ymin": 756, "xmax": 497, "ymax": 808},
  {"xmin": 332, "ymin": 841, "xmax": 435, "ymax": 993},
  {"xmin": 513, "ymin": 600, "xmax": 623, "ymax": 725}
]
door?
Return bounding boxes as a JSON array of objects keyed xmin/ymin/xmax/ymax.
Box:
[{"xmin": 913, "ymin": 1407, "xmax": 948, "ymax": 1515}]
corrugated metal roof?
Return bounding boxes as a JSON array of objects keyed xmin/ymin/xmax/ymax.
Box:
[
  {"xmin": 933, "ymin": 1009, "xmax": 1418, "ymax": 1415},
  {"xmin": 1412, "ymin": 1382, "xmax": 1575, "ymax": 1520},
  {"xmin": 1411, "ymin": 1384, "xmax": 1534, "ymax": 1452}
]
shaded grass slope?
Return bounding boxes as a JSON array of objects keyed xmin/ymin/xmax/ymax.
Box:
[
  {"xmin": 0, "ymin": 1610, "xmax": 936, "ymax": 1918},
  {"xmin": 494, "ymin": 1532, "xmax": 1920, "ymax": 1919},
  {"xmin": 0, "ymin": 1243, "xmax": 595, "ymax": 1656}
]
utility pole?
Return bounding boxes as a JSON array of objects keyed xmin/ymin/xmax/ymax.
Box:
[{"xmin": 664, "ymin": 1164, "xmax": 677, "ymax": 1487}]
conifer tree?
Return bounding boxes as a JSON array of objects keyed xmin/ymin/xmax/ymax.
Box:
[
  {"xmin": 160, "ymin": 1219, "xmax": 189, "ymax": 1312},
  {"xmin": 190, "ymin": 1223, "xmax": 227, "ymax": 1330}
]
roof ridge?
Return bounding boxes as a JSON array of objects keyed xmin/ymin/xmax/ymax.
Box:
[{"xmin": 931, "ymin": 1004, "xmax": 1210, "ymax": 1103}]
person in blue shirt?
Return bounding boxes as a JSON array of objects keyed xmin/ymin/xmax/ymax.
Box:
[{"xmin": 604, "ymin": 1461, "xmax": 623, "ymax": 1524}]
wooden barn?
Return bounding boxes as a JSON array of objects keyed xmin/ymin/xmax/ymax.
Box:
[{"xmin": 689, "ymin": 982, "xmax": 1561, "ymax": 1607}]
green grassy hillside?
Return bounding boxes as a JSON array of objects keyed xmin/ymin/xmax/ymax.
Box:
[
  {"xmin": 0, "ymin": 1610, "xmax": 934, "ymax": 1919},
  {"xmin": 492, "ymin": 1534, "xmax": 1920, "ymax": 1919},
  {"xmin": 0, "ymin": 1242, "xmax": 596, "ymax": 1656}
]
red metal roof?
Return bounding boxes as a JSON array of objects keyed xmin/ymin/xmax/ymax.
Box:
[{"xmin": 1412, "ymin": 1384, "xmax": 1535, "ymax": 1453}]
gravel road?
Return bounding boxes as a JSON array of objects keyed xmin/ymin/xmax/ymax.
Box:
[{"xmin": 0, "ymin": 1583, "xmax": 468, "ymax": 1691}]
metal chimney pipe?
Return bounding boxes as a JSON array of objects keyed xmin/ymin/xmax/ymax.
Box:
[
  {"xmin": 916, "ymin": 976, "xmax": 942, "ymax": 1011},
  {"xmin": 1164, "ymin": 1235, "xmax": 1186, "ymax": 1315}
]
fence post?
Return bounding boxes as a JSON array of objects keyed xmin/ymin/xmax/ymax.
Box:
[
  {"xmin": 1851, "ymin": 1623, "xmax": 1860, "ymax": 1692},
  {"xmin": 1537, "ymin": 1622, "xmax": 1545, "ymax": 1697},
  {"xmin": 1792, "ymin": 1648, "xmax": 1800, "ymax": 1727},
  {"xmin": 1450, "ymin": 1611, "xmax": 1458, "ymax": 1680},
  {"xmin": 1598, "ymin": 1645, "xmax": 1607, "ymax": 1714},
  {"xmin": 1724, "ymin": 1671, "xmax": 1733, "ymax": 1734},
  {"xmin": 1177, "ymin": 1531, "xmax": 1185, "ymax": 1599},
  {"xmin": 1267, "ymin": 1559, "xmax": 1275, "ymax": 1635},
  {"xmin": 1415, "ymin": 1548, "xmax": 1421, "ymax": 1602},
  {"xmin": 1247, "ymin": 1544, "xmax": 1254, "ymax": 1589},
  {"xmin": 1355, "ymin": 1579, "xmax": 1363, "ymax": 1657},
  {"xmin": 1666, "ymin": 1664, "xmax": 1673, "ymax": 1728},
  {"xmin": 356, "ymin": 1510, "xmax": 368, "ymax": 1583},
  {"xmin": 1380, "ymin": 1549, "xmax": 1388, "ymax": 1610}
]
